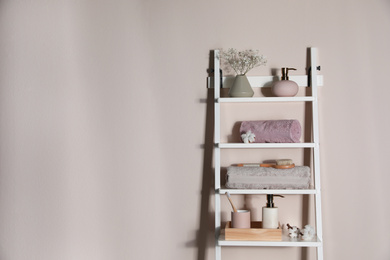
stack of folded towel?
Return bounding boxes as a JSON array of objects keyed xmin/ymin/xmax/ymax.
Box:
[{"xmin": 225, "ymin": 166, "xmax": 310, "ymax": 189}]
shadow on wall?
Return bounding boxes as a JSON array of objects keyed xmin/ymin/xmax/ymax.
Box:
[
  {"xmin": 185, "ymin": 51, "xmax": 216, "ymax": 260},
  {"xmin": 300, "ymin": 47, "xmax": 315, "ymax": 260}
]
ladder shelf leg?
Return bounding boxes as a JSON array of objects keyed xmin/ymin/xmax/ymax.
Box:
[{"xmin": 311, "ymin": 47, "xmax": 324, "ymax": 260}]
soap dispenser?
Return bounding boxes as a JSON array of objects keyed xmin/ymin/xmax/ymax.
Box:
[
  {"xmin": 272, "ymin": 68, "xmax": 299, "ymax": 97},
  {"xmin": 262, "ymin": 194, "xmax": 284, "ymax": 229}
]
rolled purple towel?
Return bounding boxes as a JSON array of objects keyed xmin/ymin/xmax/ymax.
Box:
[{"xmin": 240, "ymin": 120, "xmax": 301, "ymax": 143}]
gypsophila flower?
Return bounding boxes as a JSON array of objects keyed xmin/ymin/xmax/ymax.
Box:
[{"xmin": 221, "ymin": 48, "xmax": 267, "ymax": 75}]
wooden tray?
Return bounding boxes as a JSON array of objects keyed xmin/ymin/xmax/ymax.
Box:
[{"xmin": 225, "ymin": 221, "xmax": 282, "ymax": 241}]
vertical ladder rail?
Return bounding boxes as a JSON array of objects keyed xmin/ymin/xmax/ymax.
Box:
[
  {"xmin": 213, "ymin": 50, "xmax": 222, "ymax": 260},
  {"xmin": 310, "ymin": 47, "xmax": 324, "ymax": 260}
]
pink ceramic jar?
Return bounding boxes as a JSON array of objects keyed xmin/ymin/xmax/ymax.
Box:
[{"xmin": 272, "ymin": 68, "xmax": 299, "ymax": 97}]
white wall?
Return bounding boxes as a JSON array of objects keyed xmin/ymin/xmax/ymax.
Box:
[{"xmin": 0, "ymin": 1, "xmax": 389, "ymax": 259}]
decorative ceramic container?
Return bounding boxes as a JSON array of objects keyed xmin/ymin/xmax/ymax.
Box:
[
  {"xmin": 272, "ymin": 68, "xmax": 299, "ymax": 97},
  {"xmin": 229, "ymin": 75, "xmax": 254, "ymax": 97},
  {"xmin": 272, "ymin": 80, "xmax": 299, "ymax": 97},
  {"xmin": 231, "ymin": 210, "xmax": 251, "ymax": 228}
]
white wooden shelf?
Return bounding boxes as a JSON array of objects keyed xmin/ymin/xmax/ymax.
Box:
[
  {"xmin": 218, "ymin": 234, "xmax": 322, "ymax": 247},
  {"xmin": 219, "ymin": 188, "xmax": 317, "ymax": 195},
  {"xmin": 217, "ymin": 143, "xmax": 316, "ymax": 148},
  {"xmin": 218, "ymin": 97, "xmax": 315, "ymax": 103},
  {"xmin": 207, "ymin": 75, "xmax": 324, "ymax": 89}
]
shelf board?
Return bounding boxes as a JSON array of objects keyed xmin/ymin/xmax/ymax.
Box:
[
  {"xmin": 217, "ymin": 96, "xmax": 315, "ymax": 103},
  {"xmin": 207, "ymin": 75, "xmax": 324, "ymax": 89},
  {"xmin": 217, "ymin": 143, "xmax": 316, "ymax": 149},
  {"xmin": 218, "ymin": 188, "xmax": 317, "ymax": 195},
  {"xmin": 218, "ymin": 234, "xmax": 322, "ymax": 247}
]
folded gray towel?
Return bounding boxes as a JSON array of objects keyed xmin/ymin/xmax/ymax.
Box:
[{"xmin": 225, "ymin": 166, "xmax": 310, "ymax": 189}]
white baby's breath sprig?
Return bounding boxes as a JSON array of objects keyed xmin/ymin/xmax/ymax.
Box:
[{"xmin": 221, "ymin": 48, "xmax": 267, "ymax": 75}]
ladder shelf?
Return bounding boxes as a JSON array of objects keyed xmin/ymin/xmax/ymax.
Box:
[{"xmin": 211, "ymin": 47, "xmax": 323, "ymax": 260}]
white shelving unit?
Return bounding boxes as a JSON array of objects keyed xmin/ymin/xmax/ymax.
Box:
[{"xmin": 209, "ymin": 47, "xmax": 324, "ymax": 260}]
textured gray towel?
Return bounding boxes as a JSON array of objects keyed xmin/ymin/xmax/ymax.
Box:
[{"xmin": 225, "ymin": 166, "xmax": 310, "ymax": 189}]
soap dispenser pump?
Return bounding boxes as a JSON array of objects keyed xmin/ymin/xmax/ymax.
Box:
[
  {"xmin": 262, "ymin": 194, "xmax": 284, "ymax": 229},
  {"xmin": 272, "ymin": 68, "xmax": 299, "ymax": 97}
]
